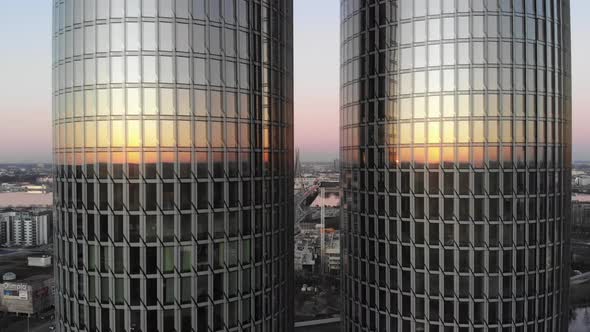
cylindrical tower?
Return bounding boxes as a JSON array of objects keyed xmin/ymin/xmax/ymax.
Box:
[
  {"xmin": 340, "ymin": 0, "xmax": 571, "ymax": 331},
  {"xmin": 52, "ymin": 0, "xmax": 293, "ymax": 331}
]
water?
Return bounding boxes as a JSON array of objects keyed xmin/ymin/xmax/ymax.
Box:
[{"xmin": 570, "ymin": 307, "xmax": 590, "ymax": 331}]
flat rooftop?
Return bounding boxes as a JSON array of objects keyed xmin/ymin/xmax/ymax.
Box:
[
  {"xmin": 573, "ymin": 194, "xmax": 590, "ymax": 203},
  {"xmin": 0, "ymin": 248, "xmax": 53, "ymax": 282},
  {"xmin": 0, "ymin": 193, "xmax": 52, "ymax": 208}
]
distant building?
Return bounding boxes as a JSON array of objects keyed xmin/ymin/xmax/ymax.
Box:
[
  {"xmin": 0, "ymin": 192, "xmax": 53, "ymax": 208},
  {"xmin": 22, "ymin": 184, "xmax": 49, "ymax": 194},
  {"xmin": 0, "ymin": 274, "xmax": 54, "ymax": 315},
  {"xmin": 28, "ymin": 256, "xmax": 52, "ymax": 268},
  {"xmin": 577, "ymin": 176, "xmax": 590, "ymax": 186},
  {"xmin": 0, "ymin": 210, "xmax": 52, "ymax": 247},
  {"xmin": 572, "ymin": 194, "xmax": 590, "ymax": 227},
  {"xmin": 325, "ymin": 240, "xmax": 340, "ymax": 274},
  {"xmin": 295, "ymin": 246, "xmax": 316, "ymax": 272}
]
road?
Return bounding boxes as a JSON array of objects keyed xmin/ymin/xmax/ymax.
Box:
[{"xmin": 0, "ymin": 316, "xmax": 54, "ymax": 332}]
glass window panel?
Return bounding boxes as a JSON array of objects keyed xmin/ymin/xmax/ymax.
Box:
[
  {"xmin": 401, "ymin": 48, "xmax": 412, "ymax": 70},
  {"xmin": 415, "ymin": 21, "xmax": 426, "ymax": 43},
  {"xmin": 458, "ymin": 17, "xmax": 469, "ymax": 38},
  {"xmin": 161, "ymin": 121, "xmax": 175, "ymax": 147},
  {"xmin": 143, "ymin": 88, "xmax": 158, "ymax": 114},
  {"xmin": 488, "ymin": 95, "xmax": 500, "ymax": 116},
  {"xmin": 414, "ymin": 97, "xmax": 426, "ymax": 119},
  {"xmin": 159, "ymin": 22, "xmax": 174, "ymax": 51},
  {"xmin": 126, "ymin": 0, "xmax": 140, "ymax": 17},
  {"xmin": 414, "ymin": 122, "xmax": 425, "ymax": 144},
  {"xmin": 97, "ymin": 24, "xmax": 109, "ymax": 53},
  {"xmin": 194, "ymin": 90, "xmax": 207, "ymax": 116},
  {"xmin": 112, "ymin": 121, "xmax": 124, "ymax": 147},
  {"xmin": 443, "ymin": 95, "xmax": 455, "ymax": 117},
  {"xmin": 414, "ymin": 71, "xmax": 426, "ymax": 93},
  {"xmin": 442, "ymin": 44, "xmax": 454, "ymax": 66},
  {"xmin": 195, "ymin": 121, "xmax": 207, "ymax": 148},
  {"xmin": 97, "ymin": 121, "xmax": 110, "ymax": 147},
  {"xmin": 112, "ymin": 88, "xmax": 125, "ymax": 115},
  {"xmin": 142, "ymin": 22, "xmax": 157, "ymax": 50},
  {"xmin": 401, "ymin": 23, "xmax": 412, "ymax": 45},
  {"xmin": 428, "ymin": 96, "xmax": 440, "ymax": 118},
  {"xmin": 193, "ymin": 25, "xmax": 206, "ymax": 53},
  {"xmin": 473, "ymin": 16, "xmax": 485, "ymax": 37},
  {"xmin": 210, "ymin": 27, "xmax": 221, "ymax": 55},
  {"xmin": 458, "ymin": 69, "xmax": 470, "ymax": 91},
  {"xmin": 86, "ymin": 122, "xmax": 96, "ymax": 148},
  {"xmin": 443, "ymin": 121, "xmax": 455, "ymax": 143},
  {"xmin": 111, "ymin": 23, "xmax": 124, "ymax": 51},
  {"xmin": 178, "ymin": 89, "xmax": 191, "ymax": 115},
  {"xmin": 74, "ymin": 122, "xmax": 83, "ymax": 148},
  {"xmin": 97, "ymin": 89, "xmax": 110, "ymax": 115},
  {"xmin": 142, "ymin": 0, "xmax": 157, "ymax": 16},
  {"xmin": 428, "ymin": 121, "xmax": 440, "ymax": 144},
  {"xmin": 458, "ymin": 95, "xmax": 470, "ymax": 117},
  {"xmin": 127, "ymin": 120, "xmax": 141, "ymax": 147},
  {"xmin": 159, "ymin": 57, "xmax": 174, "ymax": 83},
  {"xmin": 428, "ymin": 70, "xmax": 441, "ymax": 92},
  {"xmin": 194, "ymin": 58, "xmax": 207, "ymax": 85},
  {"xmin": 84, "ymin": 26, "xmax": 95, "ymax": 54},
  {"xmin": 127, "ymin": 56, "xmax": 140, "ymax": 83},
  {"xmin": 429, "ymin": 0, "xmax": 441, "ymax": 14},
  {"xmin": 429, "ymin": 44, "xmax": 441, "ymax": 67},
  {"xmin": 97, "ymin": 57, "xmax": 109, "ymax": 84},
  {"xmin": 400, "ymin": 123, "xmax": 411, "ymax": 144},
  {"xmin": 415, "ymin": 46, "xmax": 426, "ymax": 68},
  {"xmin": 177, "ymin": 57, "xmax": 190, "ymax": 84},
  {"xmin": 85, "ymin": 90, "xmax": 96, "ymax": 116},
  {"xmin": 458, "ymin": 121, "xmax": 470, "ymax": 143},
  {"xmin": 502, "ymin": 120, "xmax": 512, "ymax": 142},
  {"xmin": 443, "ymin": 69, "xmax": 455, "ymax": 92},
  {"xmin": 178, "ymin": 121, "xmax": 191, "ymax": 147},
  {"xmin": 458, "ymin": 42, "xmax": 469, "ymax": 64},
  {"xmin": 429, "ymin": 18, "xmax": 441, "ymax": 41},
  {"xmin": 144, "ymin": 121, "xmax": 158, "ymax": 147},
  {"xmin": 487, "ymin": 16, "xmax": 498, "ymax": 38},
  {"xmin": 443, "ymin": 18, "xmax": 455, "ymax": 39},
  {"xmin": 111, "ymin": 57, "xmax": 125, "ymax": 83},
  {"xmin": 401, "ymin": 0, "xmax": 413, "ymax": 19},
  {"xmin": 85, "ymin": 58, "xmax": 96, "ymax": 85},
  {"xmin": 127, "ymin": 88, "xmax": 141, "ymax": 115},
  {"xmin": 225, "ymin": 29, "xmax": 236, "ymax": 57},
  {"xmin": 143, "ymin": 56, "xmax": 157, "ymax": 83},
  {"xmin": 159, "ymin": 0, "xmax": 173, "ymax": 17},
  {"xmin": 211, "ymin": 122, "xmax": 224, "ymax": 147},
  {"xmin": 160, "ymin": 89, "xmax": 175, "ymax": 115},
  {"xmin": 400, "ymin": 73, "xmax": 412, "ymax": 94}
]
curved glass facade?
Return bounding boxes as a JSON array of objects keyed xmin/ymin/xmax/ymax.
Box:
[
  {"xmin": 340, "ymin": 0, "xmax": 571, "ymax": 331},
  {"xmin": 52, "ymin": 0, "xmax": 293, "ymax": 331}
]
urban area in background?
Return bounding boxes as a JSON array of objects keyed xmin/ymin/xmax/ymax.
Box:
[{"xmin": 3, "ymin": 161, "xmax": 590, "ymax": 330}]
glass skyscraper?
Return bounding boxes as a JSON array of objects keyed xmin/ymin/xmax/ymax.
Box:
[
  {"xmin": 52, "ymin": 0, "xmax": 293, "ymax": 331},
  {"xmin": 341, "ymin": 0, "xmax": 571, "ymax": 331}
]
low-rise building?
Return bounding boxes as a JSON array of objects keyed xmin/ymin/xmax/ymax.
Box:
[
  {"xmin": 0, "ymin": 210, "xmax": 52, "ymax": 247},
  {"xmin": 295, "ymin": 246, "xmax": 316, "ymax": 272},
  {"xmin": 0, "ymin": 274, "xmax": 54, "ymax": 315},
  {"xmin": 572, "ymin": 194, "xmax": 590, "ymax": 227},
  {"xmin": 28, "ymin": 255, "xmax": 52, "ymax": 267}
]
